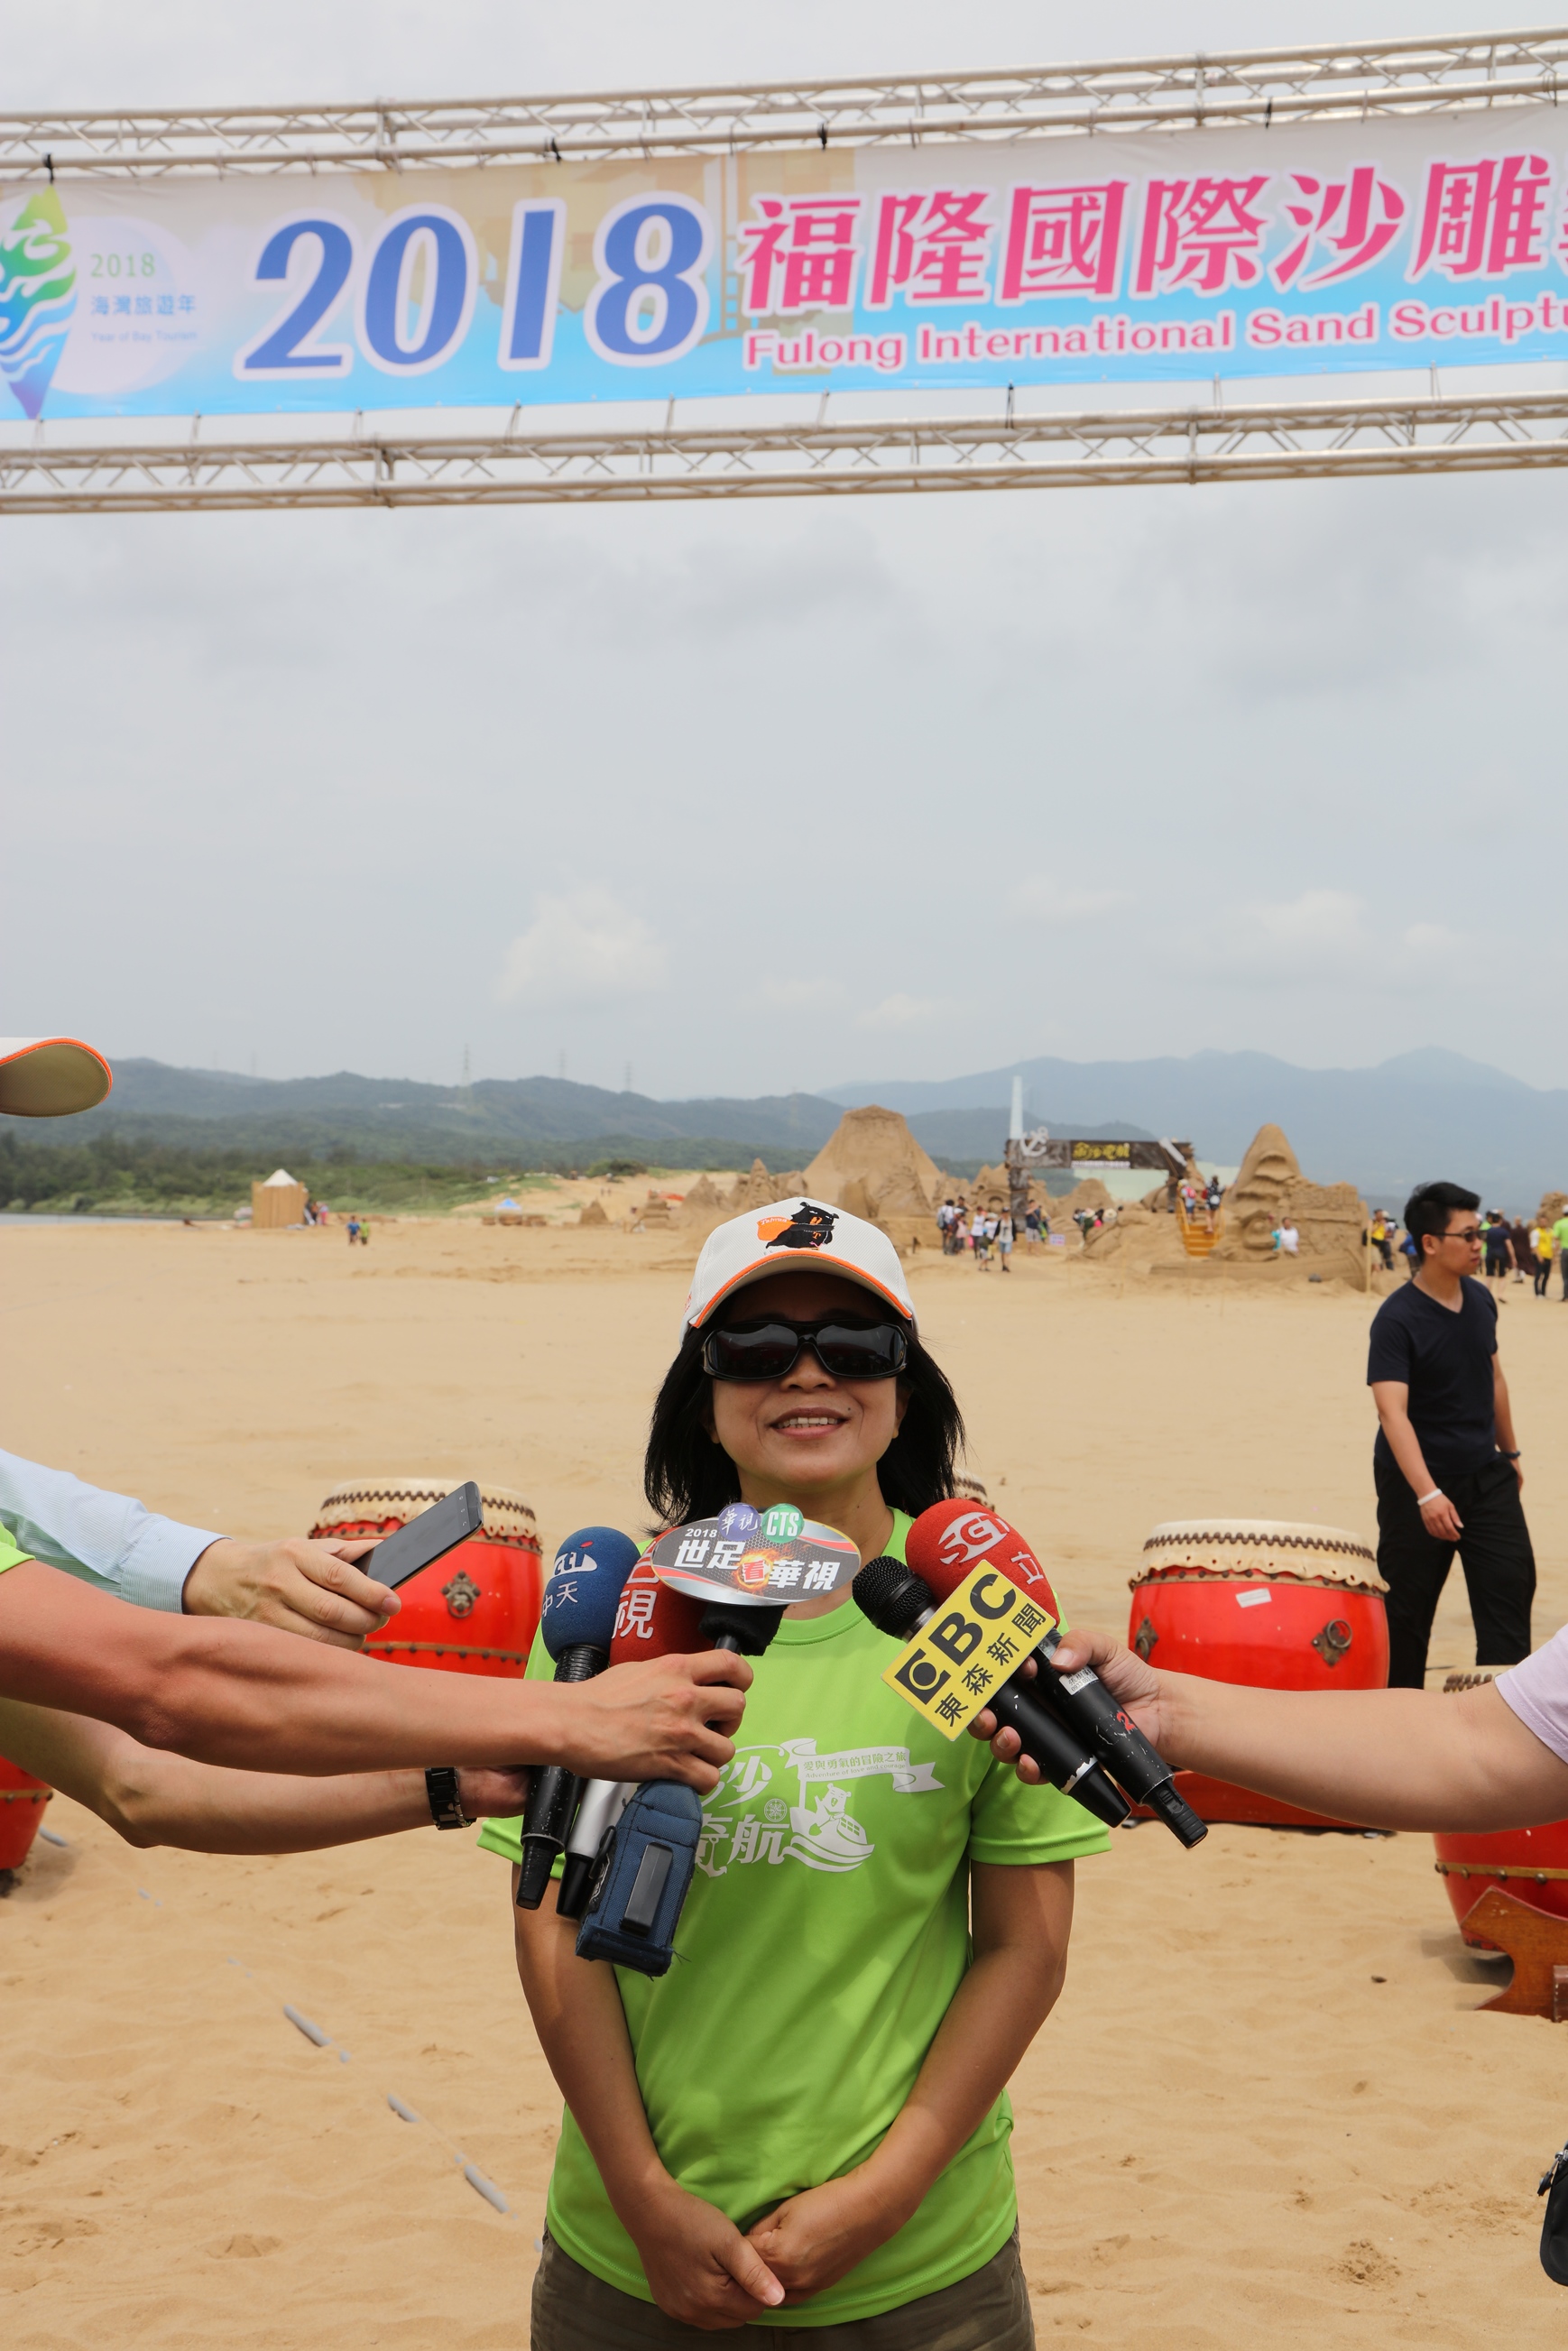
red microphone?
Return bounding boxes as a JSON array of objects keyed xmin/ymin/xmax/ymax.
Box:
[
  {"xmin": 904, "ymin": 1500, "xmax": 1060, "ymax": 1621},
  {"xmin": 905, "ymin": 1501, "xmax": 1205, "ymax": 1849},
  {"xmin": 556, "ymin": 1557, "xmax": 710, "ymax": 1919},
  {"xmin": 613, "ymin": 1552, "xmax": 710, "ymax": 1658}
]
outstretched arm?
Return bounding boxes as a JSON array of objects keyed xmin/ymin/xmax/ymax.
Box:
[
  {"xmin": 0, "ymin": 1695, "xmax": 530, "ymax": 1855},
  {"xmin": 0, "ymin": 1560, "xmax": 750, "ymax": 1786},
  {"xmin": 973, "ymin": 1630, "xmax": 1568, "ymax": 1832}
]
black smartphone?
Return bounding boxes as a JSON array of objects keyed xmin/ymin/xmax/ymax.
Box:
[{"xmin": 363, "ymin": 1481, "xmax": 484, "ymax": 1590}]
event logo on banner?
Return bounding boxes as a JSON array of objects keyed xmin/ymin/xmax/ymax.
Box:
[{"xmin": 6, "ymin": 106, "xmax": 1568, "ymax": 419}]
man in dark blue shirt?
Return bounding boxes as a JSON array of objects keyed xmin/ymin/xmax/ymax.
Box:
[{"xmin": 1367, "ymin": 1180, "xmax": 1535, "ymax": 1686}]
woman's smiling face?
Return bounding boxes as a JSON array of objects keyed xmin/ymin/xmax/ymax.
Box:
[{"xmin": 704, "ymin": 1269, "xmax": 908, "ymax": 1503}]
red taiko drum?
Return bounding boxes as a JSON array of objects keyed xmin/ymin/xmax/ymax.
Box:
[
  {"xmin": 310, "ymin": 1476, "xmax": 543, "ymax": 1679},
  {"xmin": 0, "ymin": 1754, "xmax": 51, "ymax": 1872},
  {"xmin": 1128, "ymin": 1517, "xmax": 1388, "ymax": 1830},
  {"xmin": 1432, "ymin": 1665, "xmax": 1568, "ymax": 1950}
]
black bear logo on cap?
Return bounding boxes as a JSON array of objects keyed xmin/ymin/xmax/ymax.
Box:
[{"xmin": 761, "ymin": 1201, "xmax": 838, "ymax": 1253}]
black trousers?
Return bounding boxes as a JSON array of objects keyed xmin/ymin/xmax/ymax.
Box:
[{"xmin": 1375, "ymin": 1452, "xmax": 1535, "ymax": 1687}]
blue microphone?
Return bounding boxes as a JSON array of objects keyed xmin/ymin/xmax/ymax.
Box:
[{"xmin": 517, "ymin": 1527, "xmax": 641, "ymax": 1909}]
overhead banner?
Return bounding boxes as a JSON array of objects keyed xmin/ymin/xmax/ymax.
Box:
[{"xmin": 6, "ymin": 106, "xmax": 1568, "ymax": 419}]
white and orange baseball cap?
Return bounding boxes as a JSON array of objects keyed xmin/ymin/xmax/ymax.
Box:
[
  {"xmin": 683, "ymin": 1197, "xmax": 915, "ymax": 1333},
  {"xmin": 0, "ymin": 1037, "xmax": 113, "ymax": 1118}
]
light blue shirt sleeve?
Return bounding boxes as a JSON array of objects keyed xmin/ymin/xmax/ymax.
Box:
[{"xmin": 0, "ymin": 1445, "xmax": 224, "ymax": 1613}]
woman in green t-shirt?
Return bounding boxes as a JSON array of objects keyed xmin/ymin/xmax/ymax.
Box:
[{"xmin": 499, "ymin": 1200, "xmax": 1108, "ymax": 2346}]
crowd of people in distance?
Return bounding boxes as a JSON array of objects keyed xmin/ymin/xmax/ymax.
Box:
[
  {"xmin": 1177, "ymin": 1173, "xmax": 1224, "ymax": 1231},
  {"xmin": 932, "ymin": 1181, "xmax": 1568, "ymax": 1293},
  {"xmin": 1367, "ymin": 1202, "xmax": 1568, "ymax": 1296},
  {"xmin": 935, "ymin": 1197, "xmax": 1017, "ymax": 1268},
  {"xmin": 936, "ymin": 1193, "xmax": 1122, "ymax": 1261}
]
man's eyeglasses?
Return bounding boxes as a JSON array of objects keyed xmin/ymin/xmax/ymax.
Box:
[
  {"xmin": 701, "ymin": 1316, "xmax": 909, "ymax": 1383},
  {"xmin": 1441, "ymin": 1228, "xmax": 1484, "ymax": 1246}
]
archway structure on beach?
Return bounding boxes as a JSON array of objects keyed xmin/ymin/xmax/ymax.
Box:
[{"xmin": 8, "ymin": 27, "xmax": 1568, "ymax": 511}]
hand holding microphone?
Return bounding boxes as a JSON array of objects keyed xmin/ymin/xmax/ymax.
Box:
[
  {"xmin": 853, "ymin": 1551, "xmax": 1131, "ymax": 1830},
  {"xmin": 558, "ymin": 1559, "xmax": 709, "ymax": 1920},
  {"xmin": 905, "ymin": 1502, "xmax": 1205, "ymax": 1848},
  {"xmin": 516, "ymin": 1527, "xmax": 641, "ymax": 1907},
  {"xmin": 568, "ymin": 1559, "xmax": 720, "ymax": 1974}
]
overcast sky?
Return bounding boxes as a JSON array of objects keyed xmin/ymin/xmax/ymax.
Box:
[{"xmin": 5, "ymin": 2, "xmax": 1564, "ymax": 1101}]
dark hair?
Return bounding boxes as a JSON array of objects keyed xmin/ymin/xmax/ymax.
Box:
[
  {"xmin": 644, "ymin": 1321, "xmax": 966, "ymax": 1528},
  {"xmin": 1403, "ymin": 1180, "xmax": 1480, "ymax": 1256}
]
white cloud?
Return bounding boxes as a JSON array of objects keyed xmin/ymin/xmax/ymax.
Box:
[
  {"xmin": 1401, "ymin": 921, "xmax": 1464, "ymax": 958},
  {"xmin": 757, "ymin": 977, "xmax": 846, "ymax": 1013},
  {"xmin": 495, "ymin": 889, "xmax": 668, "ymax": 1009},
  {"xmin": 1244, "ymin": 889, "xmax": 1366, "ymax": 963},
  {"xmin": 1007, "ymin": 877, "xmax": 1130, "ymax": 927},
  {"xmin": 856, "ymin": 993, "xmax": 942, "ymax": 1031},
  {"xmin": 1193, "ymin": 891, "xmax": 1477, "ymax": 995}
]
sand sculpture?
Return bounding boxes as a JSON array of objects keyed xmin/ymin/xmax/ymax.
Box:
[
  {"xmin": 1083, "ymin": 1199, "xmax": 1188, "ymax": 1272},
  {"xmin": 1050, "ymin": 1176, "xmax": 1118, "ymax": 1228},
  {"xmin": 681, "ymin": 1173, "xmax": 724, "ymax": 1212},
  {"xmin": 1211, "ymin": 1124, "xmax": 1299, "ymax": 1259},
  {"xmin": 968, "ymin": 1162, "xmax": 1011, "ymax": 1213},
  {"xmin": 798, "ymin": 1106, "xmax": 942, "ymax": 1249},
  {"xmin": 628, "ymin": 1188, "xmax": 674, "ymax": 1231},
  {"xmin": 1282, "ymin": 1177, "xmax": 1368, "ymax": 1270},
  {"xmin": 1081, "ymin": 1123, "xmax": 1368, "ymax": 1284},
  {"xmin": 1209, "ymin": 1123, "xmax": 1367, "ymax": 1283},
  {"xmin": 577, "ymin": 1197, "xmax": 609, "ymax": 1227},
  {"xmin": 1539, "ymin": 1190, "xmax": 1567, "ymax": 1228},
  {"xmin": 726, "ymin": 1159, "xmax": 786, "ymax": 1213}
]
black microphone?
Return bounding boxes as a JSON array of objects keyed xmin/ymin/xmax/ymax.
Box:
[
  {"xmin": 516, "ymin": 1527, "xmax": 641, "ymax": 1910},
  {"xmin": 853, "ymin": 1555, "xmax": 1130, "ymax": 1831},
  {"xmin": 698, "ymin": 1598, "xmax": 785, "ymax": 1657}
]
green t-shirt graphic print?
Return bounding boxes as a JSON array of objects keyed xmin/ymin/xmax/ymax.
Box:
[{"xmin": 480, "ymin": 1507, "xmax": 1109, "ymax": 2327}]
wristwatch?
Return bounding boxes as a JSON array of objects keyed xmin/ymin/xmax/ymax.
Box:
[{"xmin": 425, "ymin": 1766, "xmax": 471, "ymax": 1830}]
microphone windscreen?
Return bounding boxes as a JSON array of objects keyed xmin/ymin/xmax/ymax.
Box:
[
  {"xmin": 540, "ymin": 1526, "xmax": 641, "ymax": 1657},
  {"xmin": 609, "ymin": 1555, "xmax": 709, "ymax": 1663},
  {"xmin": 905, "ymin": 1499, "xmax": 1060, "ymax": 1619},
  {"xmin": 853, "ymin": 1554, "xmax": 933, "ymax": 1641}
]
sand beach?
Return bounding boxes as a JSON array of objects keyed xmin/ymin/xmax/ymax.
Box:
[{"xmin": 5, "ymin": 1212, "xmax": 1568, "ymax": 2345}]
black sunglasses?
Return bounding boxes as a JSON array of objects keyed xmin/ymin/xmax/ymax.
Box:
[{"xmin": 701, "ymin": 1315, "xmax": 909, "ymax": 1383}]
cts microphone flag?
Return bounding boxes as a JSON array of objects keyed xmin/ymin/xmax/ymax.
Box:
[
  {"xmin": 555, "ymin": 1558, "xmax": 707, "ymax": 1922},
  {"xmin": 907, "ymin": 1501, "xmax": 1205, "ymax": 1849},
  {"xmin": 516, "ymin": 1526, "xmax": 641, "ymax": 1910},
  {"xmin": 648, "ymin": 1502, "xmax": 858, "ymax": 1608}
]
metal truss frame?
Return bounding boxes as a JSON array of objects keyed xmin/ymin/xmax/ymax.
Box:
[
  {"xmin": 5, "ymin": 26, "xmax": 1568, "ymax": 177},
  {"xmin": 7, "ymin": 387, "xmax": 1568, "ymax": 512}
]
